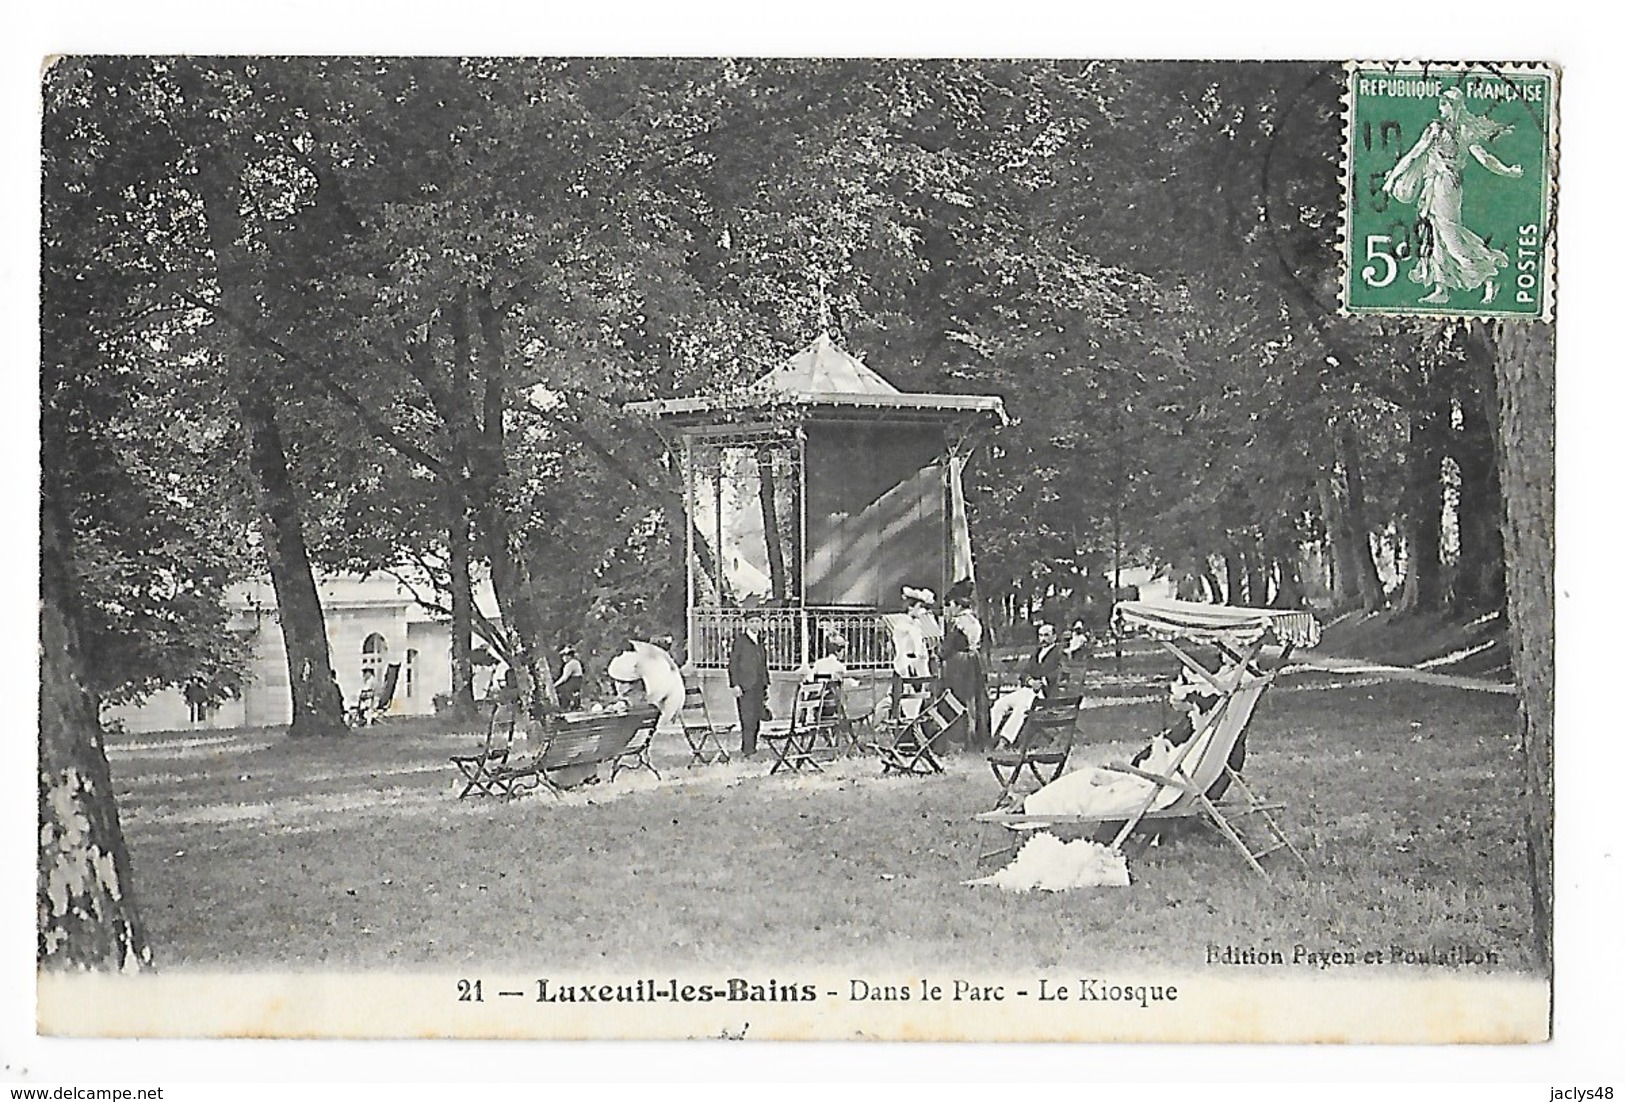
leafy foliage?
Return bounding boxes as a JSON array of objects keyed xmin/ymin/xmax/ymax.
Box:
[{"xmin": 44, "ymin": 58, "xmax": 1512, "ymax": 708}]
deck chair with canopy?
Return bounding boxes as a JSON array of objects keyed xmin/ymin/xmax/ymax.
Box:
[{"xmin": 976, "ymin": 600, "xmax": 1317, "ymax": 875}]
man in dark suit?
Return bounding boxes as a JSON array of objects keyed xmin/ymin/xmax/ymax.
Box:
[
  {"xmin": 1026, "ymin": 621, "xmax": 1064, "ymax": 698},
  {"xmin": 729, "ymin": 609, "xmax": 770, "ymax": 758}
]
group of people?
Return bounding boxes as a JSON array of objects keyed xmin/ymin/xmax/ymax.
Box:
[
  {"xmin": 484, "ymin": 633, "xmax": 682, "ymax": 721},
  {"xmin": 728, "ymin": 578, "xmax": 1071, "ymax": 758},
  {"xmin": 873, "ymin": 579, "xmax": 994, "ymax": 749}
]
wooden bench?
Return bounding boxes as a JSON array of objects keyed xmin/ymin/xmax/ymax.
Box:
[{"xmin": 467, "ymin": 705, "xmax": 662, "ymax": 800}]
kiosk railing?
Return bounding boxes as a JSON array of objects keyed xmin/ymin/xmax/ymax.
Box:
[{"xmin": 689, "ymin": 606, "xmax": 893, "ymax": 671}]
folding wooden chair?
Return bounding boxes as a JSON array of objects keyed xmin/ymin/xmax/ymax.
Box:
[
  {"xmin": 450, "ymin": 699, "xmax": 521, "ymax": 798},
  {"xmin": 762, "ymin": 680, "xmax": 838, "ymax": 774},
  {"xmin": 986, "ymin": 694, "xmax": 1080, "ymax": 808},
  {"xmin": 819, "ymin": 676, "xmax": 872, "ymax": 757},
  {"xmin": 874, "ymin": 689, "xmax": 964, "ymax": 777},
  {"xmin": 378, "ymin": 662, "xmax": 402, "ymax": 713},
  {"xmin": 867, "ymin": 675, "xmax": 932, "ymax": 752},
  {"xmin": 679, "ymin": 683, "xmax": 733, "ymax": 766}
]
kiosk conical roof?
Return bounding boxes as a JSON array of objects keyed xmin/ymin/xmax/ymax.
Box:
[{"xmin": 627, "ymin": 334, "xmax": 1005, "ymax": 428}]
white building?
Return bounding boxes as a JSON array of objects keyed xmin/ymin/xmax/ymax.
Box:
[{"xmin": 105, "ymin": 573, "xmax": 502, "ymax": 734}]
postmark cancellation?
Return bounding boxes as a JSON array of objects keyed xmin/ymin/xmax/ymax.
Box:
[{"xmin": 1341, "ymin": 62, "xmax": 1557, "ymax": 321}]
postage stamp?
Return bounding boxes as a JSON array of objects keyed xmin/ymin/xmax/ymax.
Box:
[{"xmin": 1341, "ymin": 62, "xmax": 1558, "ymax": 320}]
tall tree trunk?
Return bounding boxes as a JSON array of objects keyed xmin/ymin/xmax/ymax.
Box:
[
  {"xmin": 1223, "ymin": 547, "xmax": 1244, "ymax": 605},
  {"xmin": 756, "ymin": 445, "xmax": 789, "ymax": 602},
  {"xmin": 448, "ymin": 498, "xmax": 476, "ymax": 717},
  {"xmin": 195, "ymin": 137, "xmax": 344, "ymax": 738},
  {"xmin": 1455, "ymin": 330, "xmax": 1507, "ymax": 612},
  {"xmin": 238, "ymin": 371, "xmax": 347, "ymax": 736},
  {"xmin": 1403, "ymin": 391, "xmax": 1448, "ymax": 613},
  {"xmin": 1493, "ymin": 321, "xmax": 1554, "ymax": 972},
  {"xmin": 38, "ymin": 501, "xmax": 153, "ymax": 971},
  {"xmin": 444, "ymin": 296, "xmax": 478, "ymax": 719},
  {"xmin": 1243, "ymin": 541, "xmax": 1270, "ymax": 606},
  {"xmin": 1270, "ymin": 531, "xmax": 1305, "ymax": 609},
  {"xmin": 472, "ymin": 288, "xmax": 557, "ymax": 711},
  {"xmin": 1335, "ymin": 421, "xmax": 1387, "ymax": 610},
  {"xmin": 477, "ymin": 510, "xmax": 557, "ymax": 711},
  {"xmin": 1316, "ymin": 476, "xmax": 1357, "ymax": 609}
]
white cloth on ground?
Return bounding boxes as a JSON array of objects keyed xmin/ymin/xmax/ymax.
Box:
[{"xmin": 964, "ymin": 832, "xmax": 1130, "ymax": 891}]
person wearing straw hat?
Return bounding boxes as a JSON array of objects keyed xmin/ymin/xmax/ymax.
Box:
[
  {"xmin": 553, "ymin": 644, "xmax": 585, "ymax": 711},
  {"xmin": 808, "ymin": 626, "xmax": 851, "ymax": 683},
  {"xmin": 882, "ymin": 586, "xmax": 940, "ymax": 723},
  {"xmin": 897, "ymin": 586, "xmax": 940, "ymax": 678}
]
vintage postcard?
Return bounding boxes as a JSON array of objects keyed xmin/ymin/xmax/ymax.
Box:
[{"xmin": 34, "ymin": 56, "xmax": 1558, "ymax": 1050}]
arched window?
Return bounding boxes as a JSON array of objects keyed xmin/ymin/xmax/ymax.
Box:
[
  {"xmin": 361, "ymin": 633, "xmax": 389, "ymax": 681},
  {"xmin": 404, "ymin": 648, "xmax": 418, "ymax": 699}
]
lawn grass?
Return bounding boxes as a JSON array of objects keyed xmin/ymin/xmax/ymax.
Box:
[{"xmin": 107, "ymin": 668, "xmax": 1535, "ymax": 976}]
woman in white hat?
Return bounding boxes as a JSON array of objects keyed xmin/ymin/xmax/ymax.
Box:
[{"xmin": 882, "ymin": 586, "xmax": 941, "ymax": 723}]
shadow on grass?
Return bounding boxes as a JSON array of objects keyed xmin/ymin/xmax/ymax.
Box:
[{"xmin": 113, "ymin": 677, "xmax": 1534, "ymax": 975}]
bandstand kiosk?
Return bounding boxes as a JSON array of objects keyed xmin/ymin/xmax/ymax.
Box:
[{"xmin": 629, "ymin": 334, "xmax": 1005, "ymax": 710}]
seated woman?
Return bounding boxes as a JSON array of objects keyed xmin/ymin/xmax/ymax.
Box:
[
  {"xmin": 1145, "ymin": 666, "xmax": 1247, "ymax": 800},
  {"xmin": 1021, "ymin": 665, "xmax": 1238, "ymax": 819},
  {"xmin": 804, "ymin": 629, "xmax": 856, "ymax": 685}
]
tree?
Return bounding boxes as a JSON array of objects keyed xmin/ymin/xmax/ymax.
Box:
[
  {"xmin": 171, "ymin": 59, "xmax": 351, "ymax": 736},
  {"xmin": 40, "ymin": 58, "xmax": 258, "ymax": 711},
  {"xmin": 1493, "ymin": 321, "xmax": 1555, "ymax": 969},
  {"xmin": 38, "ymin": 502, "xmax": 154, "ymax": 971}
]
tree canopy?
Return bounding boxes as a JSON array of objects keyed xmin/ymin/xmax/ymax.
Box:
[{"xmin": 44, "ymin": 57, "xmax": 1514, "ymax": 714}]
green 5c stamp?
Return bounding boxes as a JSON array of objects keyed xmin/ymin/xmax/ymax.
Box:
[{"xmin": 1342, "ymin": 63, "xmax": 1557, "ymax": 320}]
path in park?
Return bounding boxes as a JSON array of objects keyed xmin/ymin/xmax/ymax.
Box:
[{"xmin": 1287, "ymin": 655, "xmax": 1515, "ymax": 695}]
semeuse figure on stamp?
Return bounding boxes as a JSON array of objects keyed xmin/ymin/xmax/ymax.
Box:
[
  {"xmin": 1382, "ymin": 87, "xmax": 1523, "ymax": 305},
  {"xmin": 729, "ymin": 609, "xmax": 770, "ymax": 759}
]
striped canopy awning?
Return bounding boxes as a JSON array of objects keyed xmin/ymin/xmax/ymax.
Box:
[{"xmin": 1113, "ymin": 599, "xmax": 1321, "ymax": 650}]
